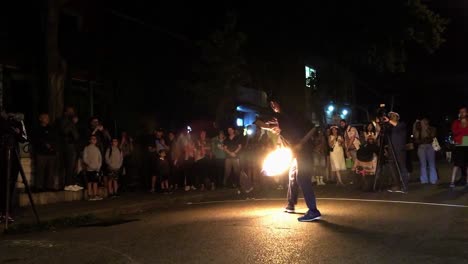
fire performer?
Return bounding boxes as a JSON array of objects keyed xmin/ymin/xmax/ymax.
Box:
[{"xmin": 256, "ymin": 97, "xmax": 321, "ymax": 222}]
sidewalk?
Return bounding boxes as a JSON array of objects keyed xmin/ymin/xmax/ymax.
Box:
[{"xmin": 13, "ymin": 189, "xmax": 238, "ymax": 225}]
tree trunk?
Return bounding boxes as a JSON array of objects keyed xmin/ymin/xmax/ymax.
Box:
[
  {"xmin": 0, "ymin": 64, "xmax": 3, "ymax": 111},
  {"xmin": 46, "ymin": 0, "xmax": 66, "ymax": 122}
]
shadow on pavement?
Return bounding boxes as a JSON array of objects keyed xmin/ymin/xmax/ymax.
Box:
[
  {"xmin": 78, "ymin": 218, "xmax": 140, "ymax": 228},
  {"xmin": 318, "ymin": 220, "xmax": 384, "ymax": 240},
  {"xmin": 422, "ymin": 189, "xmax": 467, "ymax": 203}
]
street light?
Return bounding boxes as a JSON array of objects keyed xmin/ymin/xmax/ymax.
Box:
[
  {"xmin": 236, "ymin": 118, "xmax": 244, "ymax": 127},
  {"xmin": 342, "ymin": 109, "xmax": 349, "ymax": 116}
]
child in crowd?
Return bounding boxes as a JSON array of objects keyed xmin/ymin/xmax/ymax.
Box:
[
  {"xmin": 105, "ymin": 138, "xmax": 123, "ymax": 197},
  {"xmin": 83, "ymin": 135, "xmax": 103, "ymax": 201},
  {"xmin": 150, "ymin": 146, "xmax": 159, "ymax": 193},
  {"xmin": 158, "ymin": 149, "xmax": 171, "ymax": 193}
]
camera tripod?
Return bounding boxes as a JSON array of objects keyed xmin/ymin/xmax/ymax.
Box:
[
  {"xmin": 2, "ymin": 141, "xmax": 40, "ymax": 230},
  {"xmin": 373, "ymin": 124, "xmax": 407, "ymax": 192}
]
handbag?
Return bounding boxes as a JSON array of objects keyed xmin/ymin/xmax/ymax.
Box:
[{"xmin": 432, "ymin": 137, "xmax": 441, "ymax": 151}]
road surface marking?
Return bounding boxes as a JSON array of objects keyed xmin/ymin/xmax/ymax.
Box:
[{"xmin": 187, "ymin": 198, "xmax": 468, "ymax": 208}]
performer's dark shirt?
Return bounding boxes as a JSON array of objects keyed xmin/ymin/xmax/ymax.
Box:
[{"xmin": 274, "ymin": 111, "xmax": 314, "ymax": 152}]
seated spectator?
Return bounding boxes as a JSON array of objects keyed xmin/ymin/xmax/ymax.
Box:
[{"xmin": 354, "ymin": 135, "xmax": 380, "ymax": 191}]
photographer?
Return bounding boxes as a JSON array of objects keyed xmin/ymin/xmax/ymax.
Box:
[
  {"xmin": 382, "ymin": 111, "xmax": 409, "ymax": 193},
  {"xmin": 0, "ymin": 111, "xmax": 27, "ymax": 223}
]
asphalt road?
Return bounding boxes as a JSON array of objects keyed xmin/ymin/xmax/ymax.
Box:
[{"xmin": 1, "ymin": 196, "xmax": 467, "ymax": 264}]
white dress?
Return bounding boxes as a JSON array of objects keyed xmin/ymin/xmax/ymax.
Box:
[{"xmin": 329, "ymin": 135, "xmax": 346, "ymax": 172}]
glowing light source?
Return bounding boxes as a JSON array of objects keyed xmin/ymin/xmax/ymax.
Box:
[
  {"xmin": 246, "ymin": 128, "xmax": 254, "ymax": 135},
  {"xmin": 342, "ymin": 109, "xmax": 349, "ymax": 116},
  {"xmin": 327, "ymin": 105, "xmax": 334, "ymax": 112},
  {"xmin": 236, "ymin": 118, "xmax": 244, "ymax": 127},
  {"xmin": 262, "ymin": 147, "xmax": 294, "ymax": 176}
]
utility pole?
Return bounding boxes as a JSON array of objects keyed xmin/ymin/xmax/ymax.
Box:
[{"xmin": 0, "ymin": 64, "xmax": 3, "ymax": 111}]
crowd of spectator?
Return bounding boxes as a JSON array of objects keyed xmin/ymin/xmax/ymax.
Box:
[{"xmin": 28, "ymin": 105, "xmax": 468, "ymax": 201}]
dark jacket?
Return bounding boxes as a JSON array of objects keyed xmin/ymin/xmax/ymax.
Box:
[{"xmin": 34, "ymin": 125, "xmax": 57, "ymax": 155}]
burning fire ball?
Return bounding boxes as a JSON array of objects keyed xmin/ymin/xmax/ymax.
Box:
[{"xmin": 262, "ymin": 147, "xmax": 294, "ymax": 176}]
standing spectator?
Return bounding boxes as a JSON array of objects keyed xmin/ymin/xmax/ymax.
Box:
[
  {"xmin": 324, "ymin": 127, "xmax": 332, "ymax": 182},
  {"xmin": 223, "ymin": 126, "xmax": 242, "ymax": 188},
  {"xmin": 119, "ymin": 131, "xmax": 134, "ymax": 191},
  {"xmin": 87, "ymin": 117, "xmax": 111, "ymax": 189},
  {"xmin": 154, "ymin": 128, "xmax": 169, "ymax": 153},
  {"xmin": 383, "ymin": 111, "xmax": 409, "ymax": 193},
  {"xmin": 83, "ymin": 135, "xmax": 103, "ymax": 201},
  {"xmin": 340, "ymin": 119, "xmax": 361, "ymax": 167},
  {"xmin": 194, "ymin": 130, "xmax": 212, "ymax": 191},
  {"xmin": 167, "ymin": 131, "xmax": 178, "ymax": 190},
  {"xmin": 449, "ymin": 107, "xmax": 468, "ymax": 189},
  {"xmin": 33, "ymin": 113, "xmax": 58, "ymax": 192},
  {"xmin": 158, "ymin": 149, "xmax": 171, "ymax": 193},
  {"xmin": 240, "ymin": 125, "xmax": 257, "ymax": 194},
  {"xmin": 178, "ymin": 127, "xmax": 196, "ymax": 191},
  {"xmin": 413, "ymin": 118, "xmax": 438, "ymax": 185},
  {"xmin": 242, "ymin": 125, "xmax": 268, "ymax": 191},
  {"xmin": 57, "ymin": 106, "xmax": 80, "ymax": 191},
  {"xmin": 88, "ymin": 117, "xmax": 111, "ymax": 155},
  {"xmin": 311, "ymin": 128, "xmax": 327, "ymax": 185},
  {"xmin": 105, "ymin": 138, "xmax": 123, "ymax": 197},
  {"xmin": 149, "ymin": 145, "xmax": 160, "ymax": 193},
  {"xmin": 328, "ymin": 126, "xmax": 346, "ymax": 186},
  {"xmin": 211, "ymin": 130, "xmax": 226, "ymax": 188}
]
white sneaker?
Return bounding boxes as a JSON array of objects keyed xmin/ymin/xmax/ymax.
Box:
[
  {"xmin": 95, "ymin": 196, "xmax": 103, "ymax": 200},
  {"xmin": 74, "ymin": 185, "xmax": 84, "ymax": 190},
  {"xmin": 64, "ymin": 185, "xmax": 73, "ymax": 191},
  {"xmin": 319, "ymin": 176, "xmax": 327, "ymax": 185},
  {"xmin": 184, "ymin": 186, "xmax": 190, "ymax": 191},
  {"xmin": 190, "ymin": 185, "xmax": 197, "ymax": 190}
]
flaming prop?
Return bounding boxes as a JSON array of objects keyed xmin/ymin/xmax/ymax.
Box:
[
  {"xmin": 258, "ymin": 121, "xmax": 317, "ymax": 177},
  {"xmin": 262, "ymin": 146, "xmax": 294, "ymax": 176}
]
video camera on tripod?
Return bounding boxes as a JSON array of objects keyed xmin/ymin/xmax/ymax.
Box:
[
  {"xmin": 0, "ymin": 111, "xmax": 28, "ymax": 148},
  {"xmin": 0, "ymin": 110, "xmax": 39, "ymax": 230},
  {"xmin": 376, "ymin": 104, "xmax": 390, "ymax": 126}
]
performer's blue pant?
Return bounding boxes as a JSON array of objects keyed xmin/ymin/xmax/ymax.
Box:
[{"xmin": 287, "ymin": 153, "xmax": 320, "ymax": 213}]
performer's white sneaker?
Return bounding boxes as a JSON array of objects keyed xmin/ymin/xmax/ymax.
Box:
[{"xmin": 284, "ymin": 205, "xmax": 295, "ymax": 213}]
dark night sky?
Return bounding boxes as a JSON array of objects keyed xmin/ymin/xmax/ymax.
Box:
[
  {"xmin": 1, "ymin": 0, "xmax": 467, "ymax": 132},
  {"xmin": 394, "ymin": 0, "xmax": 468, "ymax": 125},
  {"xmin": 235, "ymin": 0, "xmax": 468, "ymax": 127}
]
